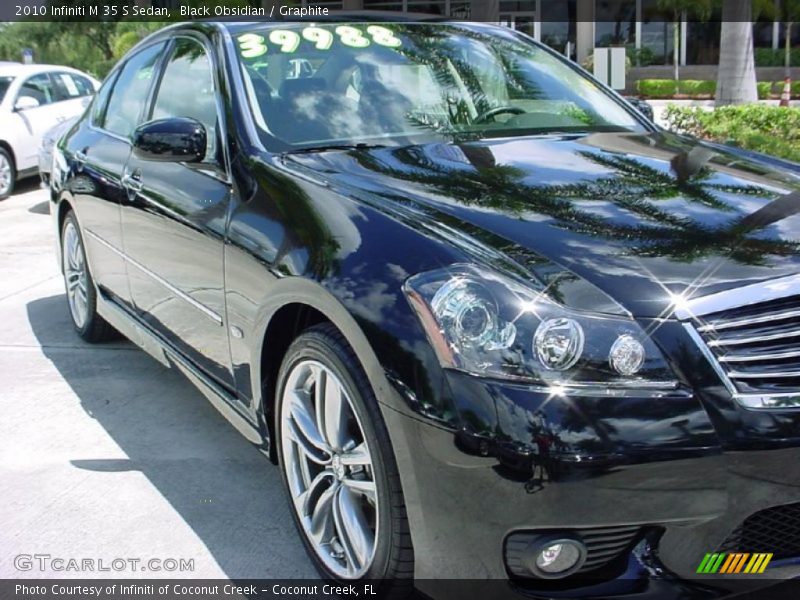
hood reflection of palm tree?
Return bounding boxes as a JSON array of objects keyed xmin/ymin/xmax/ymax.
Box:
[
  {"xmin": 352, "ymin": 25, "xmax": 796, "ymax": 265},
  {"xmin": 353, "ymin": 141, "xmax": 798, "ymax": 266}
]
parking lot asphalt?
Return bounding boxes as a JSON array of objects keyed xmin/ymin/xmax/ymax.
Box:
[{"xmin": 0, "ymin": 182, "xmax": 318, "ymax": 579}]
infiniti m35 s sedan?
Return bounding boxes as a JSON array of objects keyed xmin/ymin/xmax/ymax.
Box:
[{"xmin": 50, "ymin": 17, "xmax": 800, "ymax": 599}]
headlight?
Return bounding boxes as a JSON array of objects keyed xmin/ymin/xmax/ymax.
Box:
[{"xmin": 404, "ymin": 264, "xmax": 677, "ymax": 390}]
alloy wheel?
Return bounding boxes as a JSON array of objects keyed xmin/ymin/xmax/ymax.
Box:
[
  {"xmin": 0, "ymin": 153, "xmax": 11, "ymax": 197},
  {"xmin": 63, "ymin": 221, "xmax": 88, "ymax": 329},
  {"xmin": 280, "ymin": 359, "xmax": 379, "ymax": 579}
]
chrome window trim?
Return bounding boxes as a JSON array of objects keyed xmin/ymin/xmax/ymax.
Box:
[
  {"xmin": 87, "ymin": 123, "xmax": 130, "ymax": 145},
  {"xmin": 148, "ymin": 32, "xmax": 233, "ymax": 184},
  {"xmin": 85, "ymin": 229, "xmax": 223, "ymax": 326},
  {"xmin": 220, "ymin": 24, "xmax": 267, "ymax": 153},
  {"xmin": 90, "ymin": 40, "xmax": 168, "ymax": 140},
  {"xmin": 678, "ymin": 274, "xmax": 800, "ymax": 410}
]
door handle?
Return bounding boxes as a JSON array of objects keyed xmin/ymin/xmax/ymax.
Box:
[{"xmin": 121, "ymin": 168, "xmax": 143, "ymax": 193}]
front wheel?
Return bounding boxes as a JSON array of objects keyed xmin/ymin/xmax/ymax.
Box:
[{"xmin": 276, "ymin": 324, "xmax": 414, "ymax": 585}]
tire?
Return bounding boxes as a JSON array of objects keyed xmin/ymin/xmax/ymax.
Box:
[
  {"xmin": 275, "ymin": 323, "xmax": 414, "ymax": 590},
  {"xmin": 61, "ymin": 211, "xmax": 116, "ymax": 343},
  {"xmin": 0, "ymin": 147, "xmax": 15, "ymax": 200}
]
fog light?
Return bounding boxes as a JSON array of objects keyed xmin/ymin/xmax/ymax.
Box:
[
  {"xmin": 609, "ymin": 334, "xmax": 646, "ymax": 376},
  {"xmin": 535, "ymin": 542, "xmax": 582, "ymax": 574},
  {"xmin": 528, "ymin": 537, "xmax": 586, "ymax": 578}
]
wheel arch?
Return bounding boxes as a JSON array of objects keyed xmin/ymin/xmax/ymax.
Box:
[
  {"xmin": 0, "ymin": 140, "xmax": 15, "ymax": 169},
  {"xmin": 251, "ymin": 278, "xmax": 398, "ymax": 462}
]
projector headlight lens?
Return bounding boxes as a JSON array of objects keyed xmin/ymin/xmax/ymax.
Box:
[
  {"xmin": 404, "ymin": 264, "xmax": 677, "ymax": 390},
  {"xmin": 431, "ymin": 278, "xmax": 515, "ymax": 350}
]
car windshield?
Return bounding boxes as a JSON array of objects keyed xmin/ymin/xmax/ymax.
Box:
[
  {"xmin": 0, "ymin": 76, "xmax": 14, "ymax": 103},
  {"xmin": 235, "ymin": 23, "xmax": 644, "ymax": 152}
]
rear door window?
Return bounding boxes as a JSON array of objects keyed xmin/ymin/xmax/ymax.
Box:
[{"xmin": 52, "ymin": 72, "xmax": 95, "ymax": 100}]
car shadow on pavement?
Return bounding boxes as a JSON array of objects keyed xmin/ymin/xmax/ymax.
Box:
[
  {"xmin": 26, "ymin": 293, "xmax": 318, "ymax": 579},
  {"xmin": 28, "ymin": 200, "xmax": 49, "ymax": 215}
]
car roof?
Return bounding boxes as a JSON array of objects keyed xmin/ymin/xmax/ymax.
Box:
[
  {"xmin": 0, "ymin": 63, "xmax": 90, "ymax": 77},
  {"xmin": 131, "ymin": 16, "xmax": 494, "ymax": 65},
  {"xmin": 218, "ymin": 11, "xmax": 449, "ymax": 34}
]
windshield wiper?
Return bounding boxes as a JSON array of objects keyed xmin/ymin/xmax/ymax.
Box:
[{"xmin": 283, "ymin": 142, "xmax": 388, "ymax": 155}]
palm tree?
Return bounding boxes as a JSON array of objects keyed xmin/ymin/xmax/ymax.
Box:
[
  {"xmin": 350, "ymin": 141, "xmax": 796, "ymax": 267},
  {"xmin": 775, "ymin": 0, "xmax": 800, "ymax": 79},
  {"xmin": 716, "ymin": 0, "xmax": 759, "ymax": 106},
  {"xmin": 657, "ymin": 0, "xmax": 714, "ymax": 81},
  {"xmin": 754, "ymin": 0, "xmax": 799, "ymax": 80}
]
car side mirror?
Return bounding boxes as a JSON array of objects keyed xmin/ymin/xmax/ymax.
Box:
[
  {"xmin": 131, "ymin": 117, "xmax": 206, "ymax": 163},
  {"xmin": 624, "ymin": 96, "xmax": 654, "ymax": 122},
  {"xmin": 15, "ymin": 96, "xmax": 40, "ymax": 111}
]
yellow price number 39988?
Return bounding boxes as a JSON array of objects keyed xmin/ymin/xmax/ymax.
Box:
[
  {"xmin": 237, "ymin": 25, "xmax": 402, "ymax": 57},
  {"xmin": 237, "ymin": 33, "xmax": 269, "ymax": 58},
  {"xmin": 366, "ymin": 25, "xmax": 402, "ymax": 48}
]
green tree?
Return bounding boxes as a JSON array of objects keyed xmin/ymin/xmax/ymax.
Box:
[
  {"xmin": 762, "ymin": 0, "xmax": 800, "ymax": 78},
  {"xmin": 782, "ymin": 1, "xmax": 800, "ymax": 78},
  {"xmin": 0, "ymin": 20, "xmax": 163, "ymax": 78}
]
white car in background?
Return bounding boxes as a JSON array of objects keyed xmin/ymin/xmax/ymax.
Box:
[{"xmin": 0, "ymin": 64, "xmax": 99, "ymax": 199}]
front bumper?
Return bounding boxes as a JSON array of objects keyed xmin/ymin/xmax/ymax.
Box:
[{"xmin": 380, "ymin": 318, "xmax": 800, "ymax": 598}]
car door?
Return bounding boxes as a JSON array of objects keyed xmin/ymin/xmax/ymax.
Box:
[
  {"xmin": 12, "ymin": 72, "xmax": 63, "ymax": 170},
  {"xmin": 64, "ymin": 43, "xmax": 167, "ymax": 307},
  {"xmin": 121, "ymin": 35, "xmax": 233, "ymax": 387}
]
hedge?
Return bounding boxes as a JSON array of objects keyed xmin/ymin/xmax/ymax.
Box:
[
  {"xmin": 638, "ymin": 78, "xmax": 800, "ymax": 99},
  {"xmin": 677, "ymin": 79, "xmax": 716, "ymax": 97},
  {"xmin": 637, "ymin": 79, "xmax": 678, "ymax": 98},
  {"xmin": 663, "ymin": 104, "xmax": 800, "ymax": 163},
  {"xmin": 755, "ymin": 47, "xmax": 800, "ymax": 67},
  {"xmin": 757, "ymin": 81, "xmax": 774, "ymax": 99}
]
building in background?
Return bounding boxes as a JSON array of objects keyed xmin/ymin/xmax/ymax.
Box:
[
  {"xmin": 151, "ymin": 0, "xmax": 799, "ymax": 90},
  {"xmin": 279, "ymin": 0, "xmax": 797, "ymax": 69}
]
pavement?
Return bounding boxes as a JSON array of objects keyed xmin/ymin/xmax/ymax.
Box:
[{"xmin": 0, "ymin": 181, "xmax": 318, "ymax": 580}]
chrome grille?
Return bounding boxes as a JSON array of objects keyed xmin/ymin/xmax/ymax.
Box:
[{"xmin": 695, "ymin": 295, "xmax": 800, "ymax": 396}]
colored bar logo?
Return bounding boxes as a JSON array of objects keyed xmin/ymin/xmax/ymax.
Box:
[{"xmin": 696, "ymin": 552, "xmax": 772, "ymax": 574}]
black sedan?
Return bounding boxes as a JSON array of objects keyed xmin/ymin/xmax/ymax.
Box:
[{"xmin": 50, "ymin": 17, "xmax": 800, "ymax": 599}]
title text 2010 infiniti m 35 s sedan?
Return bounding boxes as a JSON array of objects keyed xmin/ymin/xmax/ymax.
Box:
[{"xmin": 50, "ymin": 16, "xmax": 800, "ymax": 599}]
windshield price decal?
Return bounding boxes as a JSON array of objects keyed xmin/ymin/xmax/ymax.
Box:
[{"xmin": 238, "ymin": 25, "xmax": 402, "ymax": 58}]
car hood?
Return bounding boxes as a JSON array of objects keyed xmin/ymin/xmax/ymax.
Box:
[{"xmin": 284, "ymin": 131, "xmax": 800, "ymax": 318}]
